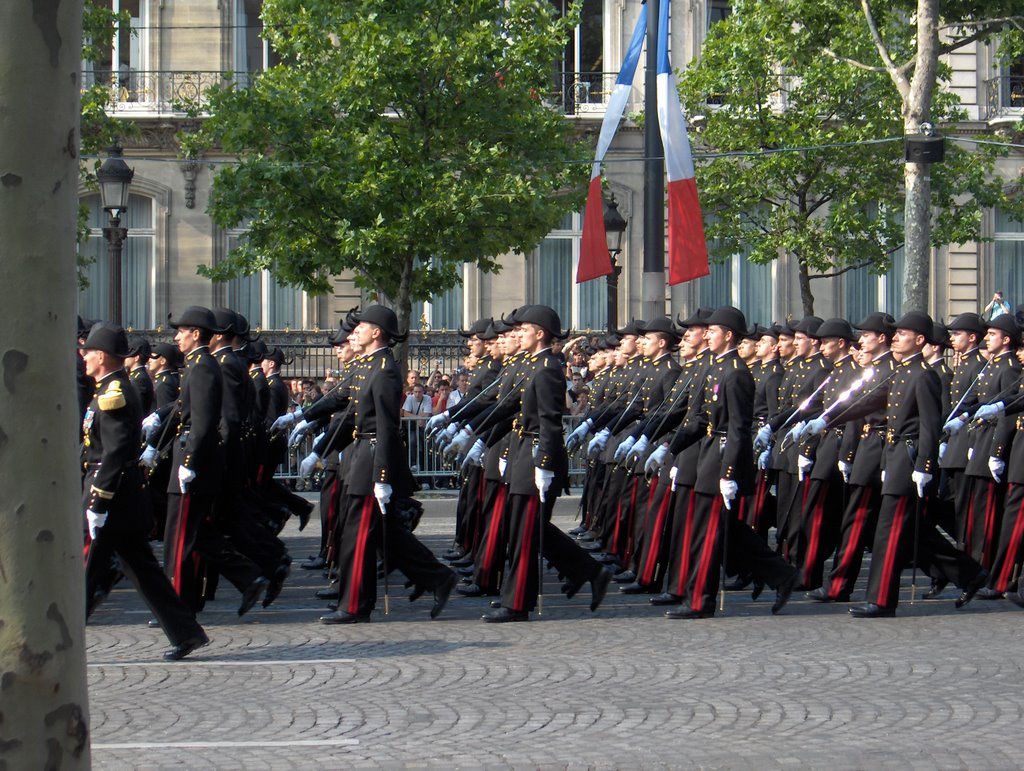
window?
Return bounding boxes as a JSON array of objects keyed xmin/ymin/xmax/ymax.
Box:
[
  {"xmin": 78, "ymin": 193, "xmax": 156, "ymax": 328},
  {"xmin": 999, "ymin": 58, "xmax": 1024, "ymax": 109},
  {"xmin": 708, "ymin": 1, "xmax": 732, "ymax": 27},
  {"xmin": 535, "ymin": 212, "xmax": 607, "ymax": 332},
  {"xmin": 993, "ymin": 208, "xmax": 1024, "ymax": 309},
  {"xmin": 83, "ymin": 0, "xmax": 149, "ymax": 102},
  {"xmin": 411, "ymin": 261, "xmax": 466, "ymax": 331},
  {"xmin": 549, "ymin": 0, "xmax": 606, "ymax": 112},
  {"xmin": 224, "ymin": 231, "xmax": 305, "ymax": 329},
  {"xmin": 234, "ymin": 0, "xmax": 281, "ymax": 87},
  {"xmin": 697, "ymin": 216, "xmax": 773, "ymax": 325}
]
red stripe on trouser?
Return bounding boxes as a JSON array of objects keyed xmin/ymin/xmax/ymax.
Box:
[
  {"xmin": 675, "ymin": 492, "xmax": 696, "ymax": 597},
  {"xmin": 172, "ymin": 494, "xmax": 191, "ymax": 593},
  {"xmin": 996, "ymin": 485, "xmax": 1024, "ymax": 590},
  {"xmin": 326, "ymin": 478, "xmax": 339, "ymax": 538},
  {"xmin": 828, "ymin": 487, "xmax": 871, "ymax": 599},
  {"xmin": 691, "ymin": 496, "xmax": 723, "ymax": 611},
  {"xmin": 874, "ymin": 496, "xmax": 908, "ymax": 607},
  {"xmin": 983, "ymin": 484, "xmax": 998, "ymax": 568},
  {"xmin": 610, "ymin": 496, "xmax": 625, "ymax": 555},
  {"xmin": 347, "ymin": 497, "xmax": 376, "ymax": 615},
  {"xmin": 802, "ymin": 482, "xmax": 829, "ymax": 586},
  {"xmin": 622, "ymin": 479, "xmax": 640, "ymax": 563},
  {"xmin": 514, "ymin": 496, "xmax": 539, "ymax": 611},
  {"xmin": 471, "ymin": 469, "xmax": 486, "ymax": 550},
  {"xmin": 640, "ymin": 488, "xmax": 673, "ymax": 586},
  {"xmin": 480, "ymin": 486, "xmax": 508, "ymax": 574},
  {"xmin": 752, "ymin": 473, "xmax": 767, "ymax": 530}
]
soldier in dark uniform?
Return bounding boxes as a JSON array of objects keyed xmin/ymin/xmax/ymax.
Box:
[
  {"xmin": 141, "ymin": 341, "xmax": 182, "ymax": 539},
  {"xmin": 163, "ymin": 306, "xmax": 269, "ymax": 615},
  {"xmin": 662, "ymin": 306, "xmax": 797, "ymax": 619},
  {"xmin": 478, "ymin": 305, "xmax": 612, "ymax": 622},
  {"xmin": 808, "ymin": 312, "xmax": 987, "ymax": 617},
  {"xmin": 125, "ymin": 334, "xmax": 155, "ymax": 415},
  {"xmin": 148, "ymin": 342, "xmax": 182, "ymax": 409},
  {"xmin": 319, "ymin": 305, "xmax": 456, "ymax": 624},
  {"xmin": 80, "ymin": 322, "xmax": 208, "ymax": 661},
  {"xmin": 77, "ymin": 316, "xmax": 97, "ymax": 428}
]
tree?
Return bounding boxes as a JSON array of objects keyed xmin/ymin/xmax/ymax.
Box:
[
  {"xmin": 678, "ymin": 0, "xmax": 1024, "ymax": 315},
  {"xmin": 186, "ymin": 0, "xmax": 591, "ymax": 361},
  {"xmin": 0, "ymin": 0, "xmax": 91, "ymax": 768}
]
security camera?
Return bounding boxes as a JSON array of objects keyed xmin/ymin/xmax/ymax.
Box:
[{"xmin": 919, "ymin": 122, "xmax": 935, "ymax": 137}]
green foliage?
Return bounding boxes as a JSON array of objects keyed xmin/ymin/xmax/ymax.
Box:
[
  {"xmin": 677, "ymin": 0, "xmax": 1024, "ymax": 311},
  {"xmin": 189, "ymin": 0, "xmax": 590, "ymax": 319}
]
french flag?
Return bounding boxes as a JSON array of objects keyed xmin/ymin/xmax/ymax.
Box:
[
  {"xmin": 657, "ymin": 0, "xmax": 709, "ymax": 285},
  {"xmin": 577, "ymin": 6, "xmax": 648, "ymax": 283}
]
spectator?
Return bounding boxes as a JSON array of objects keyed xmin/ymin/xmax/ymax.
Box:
[
  {"xmin": 983, "ymin": 290, "xmax": 1012, "ymax": 321},
  {"xmin": 401, "ymin": 383, "xmax": 431, "ymax": 471},
  {"xmin": 570, "ymin": 386, "xmax": 590, "ymax": 417},
  {"xmin": 448, "ymin": 371, "xmax": 469, "ymax": 409},
  {"xmin": 432, "ymin": 381, "xmax": 452, "ymax": 414},
  {"xmin": 405, "ymin": 368, "xmax": 421, "ymax": 396},
  {"xmin": 566, "ymin": 371, "xmax": 586, "ymax": 410},
  {"xmin": 299, "ymin": 378, "xmax": 321, "ymax": 409}
]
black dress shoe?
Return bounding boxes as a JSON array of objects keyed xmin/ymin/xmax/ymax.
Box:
[
  {"xmin": 481, "ymin": 607, "xmax": 529, "ymax": 623},
  {"xmin": 724, "ymin": 575, "xmax": 752, "ymax": 591},
  {"xmin": 579, "ymin": 540, "xmax": 604, "ymax": 552},
  {"xmin": 163, "ymin": 632, "xmax": 209, "ymax": 661},
  {"xmin": 320, "ymin": 610, "xmax": 371, "ymax": 624},
  {"xmin": 449, "ymin": 556, "xmax": 474, "ymax": 568},
  {"xmin": 772, "ymin": 574, "xmax": 797, "ymax": 615},
  {"xmin": 806, "ymin": 587, "xmax": 851, "ymax": 603},
  {"xmin": 489, "ymin": 599, "xmax": 502, "ymax": 609},
  {"xmin": 590, "ymin": 567, "xmax": 613, "ymax": 612},
  {"xmin": 456, "ymin": 566, "xmax": 474, "ymax": 577},
  {"xmin": 849, "ymin": 603, "xmax": 895, "ymax": 618},
  {"xmin": 612, "ymin": 569, "xmax": 637, "ymax": 583},
  {"xmin": 408, "ymin": 584, "xmax": 426, "ymax": 602},
  {"xmin": 443, "ymin": 546, "xmax": 466, "ymax": 561},
  {"xmin": 263, "ymin": 563, "xmax": 291, "ymax": 608},
  {"xmin": 457, "ymin": 583, "xmax": 497, "ymax": 597},
  {"xmin": 238, "ymin": 576, "xmax": 270, "ymax": 617},
  {"xmin": 301, "ymin": 556, "xmax": 326, "ymax": 570},
  {"xmin": 665, "ymin": 607, "xmax": 713, "ymax": 619},
  {"xmin": 147, "ymin": 618, "xmax": 161, "ymax": 628},
  {"xmin": 431, "ymin": 573, "xmax": 458, "ymax": 619},
  {"xmin": 649, "ymin": 592, "xmax": 681, "ymax": 606},
  {"xmin": 1006, "ymin": 590, "xmax": 1024, "ymax": 609},
  {"xmin": 750, "ymin": 580, "xmax": 766, "ymax": 601},
  {"xmin": 563, "ymin": 579, "xmax": 582, "ymax": 599},
  {"xmin": 297, "ymin": 502, "xmax": 312, "ymax": 532},
  {"xmin": 976, "ymin": 587, "xmax": 1004, "ymax": 600},
  {"xmin": 568, "ymin": 525, "xmax": 588, "ymax": 537},
  {"xmin": 922, "ymin": 578, "xmax": 948, "ymax": 599},
  {"xmin": 315, "ymin": 587, "xmax": 340, "ymax": 600},
  {"xmin": 955, "ymin": 569, "xmax": 989, "ymax": 608},
  {"xmin": 619, "ymin": 582, "xmax": 654, "ymax": 595}
]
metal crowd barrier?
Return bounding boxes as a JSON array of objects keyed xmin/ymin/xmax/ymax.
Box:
[{"xmin": 274, "ymin": 415, "xmax": 590, "ymax": 491}]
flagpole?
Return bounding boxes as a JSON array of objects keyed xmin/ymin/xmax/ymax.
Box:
[{"xmin": 642, "ymin": 0, "xmax": 665, "ymax": 320}]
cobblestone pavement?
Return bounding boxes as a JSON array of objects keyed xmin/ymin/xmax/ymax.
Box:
[{"xmin": 88, "ymin": 495, "xmax": 1024, "ymax": 769}]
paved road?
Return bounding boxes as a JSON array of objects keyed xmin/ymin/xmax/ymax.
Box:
[{"xmin": 87, "ymin": 495, "xmax": 1024, "ymax": 769}]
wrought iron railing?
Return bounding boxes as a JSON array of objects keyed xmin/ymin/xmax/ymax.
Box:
[
  {"xmin": 548, "ymin": 70, "xmax": 635, "ymax": 115},
  {"xmin": 984, "ymin": 75, "xmax": 1024, "ymax": 119},
  {"xmin": 81, "ymin": 69, "xmax": 242, "ymax": 113}
]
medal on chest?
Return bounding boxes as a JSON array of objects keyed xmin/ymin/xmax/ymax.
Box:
[{"xmin": 82, "ymin": 408, "xmax": 95, "ymax": 447}]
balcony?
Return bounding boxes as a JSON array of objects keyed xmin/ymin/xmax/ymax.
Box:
[
  {"xmin": 81, "ymin": 70, "xmax": 247, "ymax": 115},
  {"xmin": 548, "ymin": 71, "xmax": 644, "ymax": 116},
  {"xmin": 983, "ymin": 75, "xmax": 1024, "ymax": 120}
]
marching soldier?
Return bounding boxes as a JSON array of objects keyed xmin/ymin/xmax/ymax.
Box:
[
  {"xmin": 80, "ymin": 322, "xmax": 208, "ymax": 661},
  {"xmin": 125, "ymin": 335, "xmax": 155, "ymax": 415}
]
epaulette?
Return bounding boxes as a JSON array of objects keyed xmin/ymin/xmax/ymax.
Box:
[{"xmin": 97, "ymin": 380, "xmax": 126, "ymax": 411}]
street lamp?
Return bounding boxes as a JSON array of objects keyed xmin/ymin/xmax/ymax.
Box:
[
  {"xmin": 97, "ymin": 145, "xmax": 134, "ymax": 325},
  {"xmin": 603, "ymin": 197, "xmax": 627, "ymax": 332}
]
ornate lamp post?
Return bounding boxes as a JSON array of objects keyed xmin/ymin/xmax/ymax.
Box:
[
  {"xmin": 603, "ymin": 197, "xmax": 627, "ymax": 332},
  {"xmin": 96, "ymin": 145, "xmax": 134, "ymax": 325}
]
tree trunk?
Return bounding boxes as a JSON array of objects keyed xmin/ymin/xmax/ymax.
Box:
[
  {"xmin": 0, "ymin": 1, "xmax": 91, "ymax": 768},
  {"xmin": 902, "ymin": 0, "xmax": 940, "ymax": 314},
  {"xmin": 797, "ymin": 257, "xmax": 815, "ymax": 316},
  {"xmin": 393, "ymin": 255, "xmax": 415, "ymax": 374}
]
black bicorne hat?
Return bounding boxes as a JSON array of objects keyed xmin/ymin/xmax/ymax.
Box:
[
  {"xmin": 676, "ymin": 307, "xmax": 714, "ymax": 328},
  {"xmin": 987, "ymin": 314, "xmax": 1022, "ymax": 347},
  {"xmin": 928, "ymin": 322, "xmax": 951, "ymax": 349},
  {"xmin": 616, "ymin": 318, "xmax": 646, "ymax": 337},
  {"xmin": 80, "ymin": 321, "xmax": 131, "ymax": 358},
  {"xmin": 356, "ymin": 304, "xmax": 408, "ymax": 344},
  {"xmin": 856, "ymin": 312, "xmax": 897, "ymax": 337},
  {"xmin": 946, "ymin": 312, "xmax": 986, "ymax": 337},
  {"xmin": 459, "ymin": 317, "xmax": 494, "ymax": 339},
  {"xmin": 170, "ymin": 305, "xmax": 224, "ymax": 333},
  {"xmin": 793, "ymin": 315, "xmax": 824, "ymax": 338},
  {"xmin": 127, "ymin": 334, "xmax": 152, "ymax": 359},
  {"xmin": 705, "ymin": 305, "xmax": 748, "ymax": 337},
  {"xmin": 816, "ymin": 318, "xmax": 857, "ymax": 343},
  {"xmin": 514, "ymin": 304, "xmax": 570, "ymax": 340},
  {"xmin": 894, "ymin": 311, "xmax": 934, "ymax": 338}
]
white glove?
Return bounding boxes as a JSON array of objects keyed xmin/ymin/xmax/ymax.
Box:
[
  {"xmin": 534, "ymin": 467, "xmax": 555, "ymax": 501},
  {"xmin": 435, "ymin": 421, "xmax": 459, "ymax": 449},
  {"xmin": 757, "ymin": 449, "xmax": 770, "ymax": 470},
  {"xmin": 565, "ymin": 419, "xmax": 593, "ymax": 453},
  {"xmin": 880, "ymin": 469, "xmax": 886, "ymax": 484},
  {"xmin": 288, "ymin": 420, "xmax": 310, "ymax": 447},
  {"xmin": 754, "ymin": 425, "xmax": 772, "ymax": 452},
  {"xmin": 669, "ymin": 464, "xmax": 678, "ymax": 491},
  {"xmin": 989, "ymin": 456, "xmax": 1005, "ymax": 483},
  {"xmin": 86, "ymin": 509, "xmax": 107, "ymax": 540},
  {"xmin": 975, "ymin": 402, "xmax": 1005, "ymax": 422},
  {"xmin": 801, "ymin": 417, "xmax": 828, "ymax": 438},
  {"xmin": 797, "ymin": 454, "xmax": 814, "ymax": 481},
  {"xmin": 299, "ymin": 451, "xmax": 320, "ymax": 479},
  {"xmin": 139, "ymin": 444, "xmax": 159, "ymax": 470},
  {"xmin": 613, "ymin": 435, "xmax": 636, "ymax": 463},
  {"xmin": 177, "ymin": 465, "xmax": 196, "ymax": 493},
  {"xmin": 586, "ymin": 428, "xmax": 611, "ymax": 458},
  {"xmin": 943, "ymin": 416, "xmax": 966, "ymax": 435},
  {"xmin": 838, "ymin": 460, "xmax": 851, "ymax": 484},
  {"xmin": 425, "ymin": 411, "xmax": 449, "ymax": 437},
  {"xmin": 374, "ymin": 482, "xmax": 392, "ymax": 513},
  {"xmin": 912, "ymin": 470, "xmax": 932, "ymax": 498},
  {"xmin": 498, "ymin": 456, "xmax": 507, "ymax": 476},
  {"xmin": 627, "ymin": 435, "xmax": 650, "ymax": 465},
  {"xmin": 271, "ymin": 408, "xmax": 302, "ymax": 433},
  {"xmin": 644, "ymin": 443, "xmax": 670, "ymax": 475},
  {"xmin": 719, "ymin": 479, "xmax": 739, "ymax": 510},
  {"xmin": 142, "ymin": 412, "xmax": 161, "ymax": 434},
  {"xmin": 785, "ymin": 421, "xmax": 806, "ymax": 447},
  {"xmin": 938, "ymin": 442, "xmax": 947, "ymax": 462},
  {"xmin": 465, "ymin": 438, "xmax": 486, "ymax": 467},
  {"xmin": 444, "ymin": 427, "xmax": 474, "ymax": 459}
]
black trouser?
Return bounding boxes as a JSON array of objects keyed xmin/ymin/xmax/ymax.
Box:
[
  {"xmin": 88, "ymin": 526, "xmax": 204, "ymax": 646},
  {"xmin": 633, "ymin": 475, "xmax": 675, "ymax": 589},
  {"xmin": 986, "ymin": 482, "xmax": 1024, "ymax": 593},
  {"xmin": 823, "ymin": 483, "xmax": 881, "ymax": 600}
]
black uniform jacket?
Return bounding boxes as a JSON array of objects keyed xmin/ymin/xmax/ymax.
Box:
[
  {"xmin": 507, "ymin": 348, "xmax": 569, "ymax": 497},
  {"xmin": 167, "ymin": 345, "xmax": 224, "ymax": 496}
]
